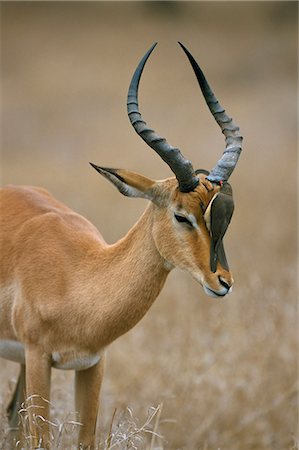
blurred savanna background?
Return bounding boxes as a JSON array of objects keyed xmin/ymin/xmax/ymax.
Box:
[{"xmin": 0, "ymin": 1, "xmax": 298, "ymax": 449}]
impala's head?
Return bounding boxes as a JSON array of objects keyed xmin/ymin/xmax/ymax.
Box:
[{"xmin": 91, "ymin": 43, "xmax": 243, "ymax": 298}]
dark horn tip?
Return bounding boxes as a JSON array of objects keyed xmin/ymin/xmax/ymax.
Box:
[
  {"xmin": 146, "ymin": 42, "xmax": 158, "ymax": 54},
  {"xmin": 178, "ymin": 42, "xmax": 189, "ymax": 53}
]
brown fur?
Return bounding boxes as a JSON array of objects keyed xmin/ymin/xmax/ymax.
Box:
[{"xmin": 0, "ymin": 173, "xmax": 232, "ymax": 448}]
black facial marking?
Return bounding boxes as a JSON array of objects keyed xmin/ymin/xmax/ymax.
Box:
[{"xmin": 210, "ymin": 240, "xmax": 229, "ymax": 273}]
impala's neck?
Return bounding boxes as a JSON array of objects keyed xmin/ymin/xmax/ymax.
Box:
[{"xmin": 90, "ymin": 204, "xmax": 170, "ymax": 350}]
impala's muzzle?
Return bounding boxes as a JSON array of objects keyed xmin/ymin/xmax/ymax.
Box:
[{"xmin": 203, "ymin": 273, "xmax": 234, "ymax": 298}]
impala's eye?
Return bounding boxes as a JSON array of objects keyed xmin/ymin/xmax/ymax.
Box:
[{"xmin": 174, "ymin": 213, "xmax": 193, "ymax": 228}]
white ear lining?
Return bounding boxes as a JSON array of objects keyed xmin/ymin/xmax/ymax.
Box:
[
  {"xmin": 93, "ymin": 166, "xmax": 153, "ymax": 200},
  {"xmin": 106, "ymin": 174, "xmax": 152, "ymax": 199}
]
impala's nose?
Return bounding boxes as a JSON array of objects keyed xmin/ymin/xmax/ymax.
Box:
[
  {"xmin": 203, "ymin": 275, "xmax": 233, "ymax": 298},
  {"xmin": 218, "ymin": 276, "xmax": 232, "ymax": 292}
]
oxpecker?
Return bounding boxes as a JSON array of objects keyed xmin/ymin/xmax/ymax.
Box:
[{"xmin": 209, "ymin": 182, "xmax": 234, "ymax": 273}]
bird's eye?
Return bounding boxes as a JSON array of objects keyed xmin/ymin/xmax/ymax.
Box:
[{"xmin": 174, "ymin": 213, "xmax": 193, "ymax": 228}]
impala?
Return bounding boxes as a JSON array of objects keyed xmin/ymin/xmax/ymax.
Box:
[{"xmin": 0, "ymin": 42, "xmax": 243, "ymax": 449}]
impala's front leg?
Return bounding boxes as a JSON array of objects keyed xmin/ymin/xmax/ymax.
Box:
[
  {"xmin": 75, "ymin": 355, "xmax": 105, "ymax": 449},
  {"xmin": 25, "ymin": 344, "xmax": 51, "ymax": 449}
]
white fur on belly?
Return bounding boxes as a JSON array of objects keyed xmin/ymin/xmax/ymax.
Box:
[
  {"xmin": 52, "ymin": 351, "xmax": 101, "ymax": 370},
  {"xmin": 0, "ymin": 340, "xmax": 101, "ymax": 371},
  {"xmin": 0, "ymin": 340, "xmax": 25, "ymax": 364}
]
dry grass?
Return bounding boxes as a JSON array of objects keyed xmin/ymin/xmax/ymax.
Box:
[
  {"xmin": 1, "ymin": 395, "xmax": 164, "ymax": 450},
  {"xmin": 1, "ymin": 2, "xmax": 298, "ymax": 449}
]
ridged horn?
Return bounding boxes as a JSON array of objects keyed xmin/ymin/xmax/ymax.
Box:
[
  {"xmin": 127, "ymin": 43, "xmax": 199, "ymax": 193},
  {"xmin": 178, "ymin": 42, "xmax": 243, "ymax": 183}
]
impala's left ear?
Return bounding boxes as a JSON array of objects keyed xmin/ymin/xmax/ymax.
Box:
[{"xmin": 90, "ymin": 163, "xmax": 156, "ymax": 200}]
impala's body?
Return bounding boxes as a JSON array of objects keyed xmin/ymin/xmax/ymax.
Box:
[
  {"xmin": 0, "ymin": 43, "xmax": 242, "ymax": 449},
  {"xmin": 0, "ymin": 177, "xmax": 228, "ymax": 359},
  {"xmin": 0, "ymin": 185, "xmax": 167, "ymax": 360}
]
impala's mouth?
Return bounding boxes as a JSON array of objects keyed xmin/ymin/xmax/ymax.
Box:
[
  {"xmin": 191, "ymin": 272, "xmax": 232, "ymax": 298},
  {"xmin": 203, "ymin": 284, "xmax": 232, "ymax": 298}
]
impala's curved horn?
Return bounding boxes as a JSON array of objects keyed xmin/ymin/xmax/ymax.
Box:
[
  {"xmin": 178, "ymin": 42, "xmax": 243, "ymax": 183},
  {"xmin": 127, "ymin": 43, "xmax": 199, "ymax": 193}
]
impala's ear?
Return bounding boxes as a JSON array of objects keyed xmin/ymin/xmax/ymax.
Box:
[{"xmin": 90, "ymin": 163, "xmax": 156, "ymax": 200}]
